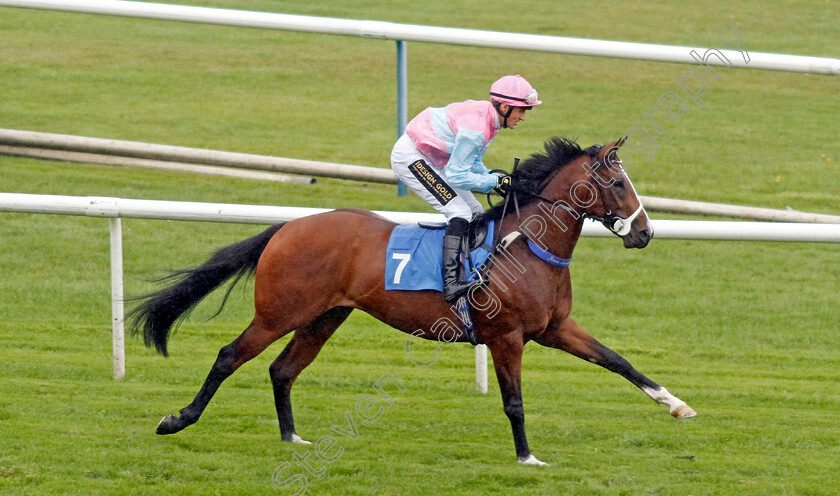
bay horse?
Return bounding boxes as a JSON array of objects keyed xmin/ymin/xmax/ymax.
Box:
[{"xmin": 129, "ymin": 136, "xmax": 696, "ymax": 465}]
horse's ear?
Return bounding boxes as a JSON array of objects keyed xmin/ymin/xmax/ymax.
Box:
[{"xmin": 598, "ymin": 138, "xmax": 625, "ymax": 158}]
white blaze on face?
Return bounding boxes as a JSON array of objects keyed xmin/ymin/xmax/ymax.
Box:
[{"xmin": 612, "ymin": 172, "xmax": 646, "ymax": 237}]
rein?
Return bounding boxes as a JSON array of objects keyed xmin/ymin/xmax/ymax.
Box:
[
  {"xmin": 489, "ymin": 172, "xmax": 576, "ymax": 269},
  {"xmin": 490, "ymin": 186, "xmax": 575, "ymax": 268}
]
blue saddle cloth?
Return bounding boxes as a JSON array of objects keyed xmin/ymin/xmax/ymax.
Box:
[{"xmin": 385, "ymin": 221, "xmax": 494, "ymax": 291}]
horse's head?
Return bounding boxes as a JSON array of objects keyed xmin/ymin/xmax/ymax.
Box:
[
  {"xmin": 580, "ymin": 138, "xmax": 653, "ymax": 248},
  {"xmin": 486, "ymin": 136, "xmax": 653, "ymax": 249}
]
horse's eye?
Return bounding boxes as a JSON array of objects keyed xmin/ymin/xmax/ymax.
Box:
[{"xmin": 613, "ymin": 180, "xmax": 625, "ymax": 190}]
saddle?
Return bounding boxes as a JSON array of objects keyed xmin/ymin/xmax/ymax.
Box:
[
  {"xmin": 384, "ymin": 219, "xmax": 494, "ymax": 292},
  {"xmin": 384, "ymin": 219, "xmax": 494, "ymax": 347}
]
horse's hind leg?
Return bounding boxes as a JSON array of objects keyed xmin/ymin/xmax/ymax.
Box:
[
  {"xmin": 156, "ymin": 318, "xmax": 289, "ymax": 435},
  {"xmin": 269, "ymin": 307, "xmax": 353, "ymax": 444},
  {"xmin": 535, "ymin": 317, "xmax": 696, "ymax": 419}
]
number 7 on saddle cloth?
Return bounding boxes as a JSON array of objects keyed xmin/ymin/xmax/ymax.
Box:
[{"xmin": 385, "ymin": 221, "xmax": 495, "ymax": 292}]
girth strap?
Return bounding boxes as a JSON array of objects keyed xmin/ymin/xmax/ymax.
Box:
[{"xmin": 452, "ymin": 295, "xmax": 479, "ymax": 346}]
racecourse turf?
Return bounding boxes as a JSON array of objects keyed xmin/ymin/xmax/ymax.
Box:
[{"xmin": 0, "ymin": 1, "xmax": 838, "ymax": 495}]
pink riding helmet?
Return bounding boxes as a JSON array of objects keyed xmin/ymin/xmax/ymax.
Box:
[{"xmin": 490, "ymin": 75, "xmax": 542, "ymax": 107}]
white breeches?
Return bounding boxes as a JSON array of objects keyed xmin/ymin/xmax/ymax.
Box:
[{"xmin": 391, "ymin": 134, "xmax": 484, "ymax": 222}]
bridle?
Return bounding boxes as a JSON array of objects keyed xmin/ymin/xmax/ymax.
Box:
[
  {"xmin": 491, "ymin": 151, "xmax": 646, "ymax": 240},
  {"xmin": 584, "ymin": 157, "xmax": 645, "ymax": 238}
]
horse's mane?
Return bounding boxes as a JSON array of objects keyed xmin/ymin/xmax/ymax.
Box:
[{"xmin": 482, "ymin": 136, "xmax": 598, "ymax": 221}]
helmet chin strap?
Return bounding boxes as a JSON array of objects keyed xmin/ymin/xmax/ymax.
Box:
[{"xmin": 493, "ymin": 101, "xmax": 513, "ymax": 128}]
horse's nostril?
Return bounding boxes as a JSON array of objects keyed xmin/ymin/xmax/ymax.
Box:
[{"xmin": 640, "ymin": 229, "xmax": 651, "ymax": 242}]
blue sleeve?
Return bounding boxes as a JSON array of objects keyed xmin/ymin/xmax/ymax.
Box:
[
  {"xmin": 445, "ymin": 129, "xmax": 499, "ymax": 193},
  {"xmin": 471, "ymin": 136, "xmax": 494, "ymax": 174}
]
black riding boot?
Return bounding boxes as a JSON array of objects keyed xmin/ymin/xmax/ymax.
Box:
[{"xmin": 442, "ymin": 217, "xmax": 476, "ymax": 302}]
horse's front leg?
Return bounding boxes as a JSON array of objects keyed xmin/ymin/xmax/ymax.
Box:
[
  {"xmin": 535, "ymin": 317, "xmax": 696, "ymax": 419},
  {"xmin": 486, "ymin": 333, "xmax": 547, "ymax": 466}
]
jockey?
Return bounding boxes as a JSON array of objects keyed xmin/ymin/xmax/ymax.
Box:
[{"xmin": 391, "ymin": 75, "xmax": 541, "ymax": 302}]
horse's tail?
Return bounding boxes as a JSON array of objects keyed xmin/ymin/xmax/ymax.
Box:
[{"xmin": 128, "ymin": 223, "xmax": 286, "ymax": 357}]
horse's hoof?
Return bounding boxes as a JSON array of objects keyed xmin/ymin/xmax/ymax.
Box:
[
  {"xmin": 156, "ymin": 415, "xmax": 182, "ymax": 435},
  {"xmin": 518, "ymin": 454, "xmax": 548, "ymax": 466},
  {"xmin": 671, "ymin": 404, "xmax": 697, "ymax": 419},
  {"xmin": 290, "ymin": 433, "xmax": 312, "ymax": 445}
]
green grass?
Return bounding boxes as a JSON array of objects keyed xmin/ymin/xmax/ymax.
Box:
[{"xmin": 1, "ymin": 1, "xmax": 838, "ymax": 495}]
